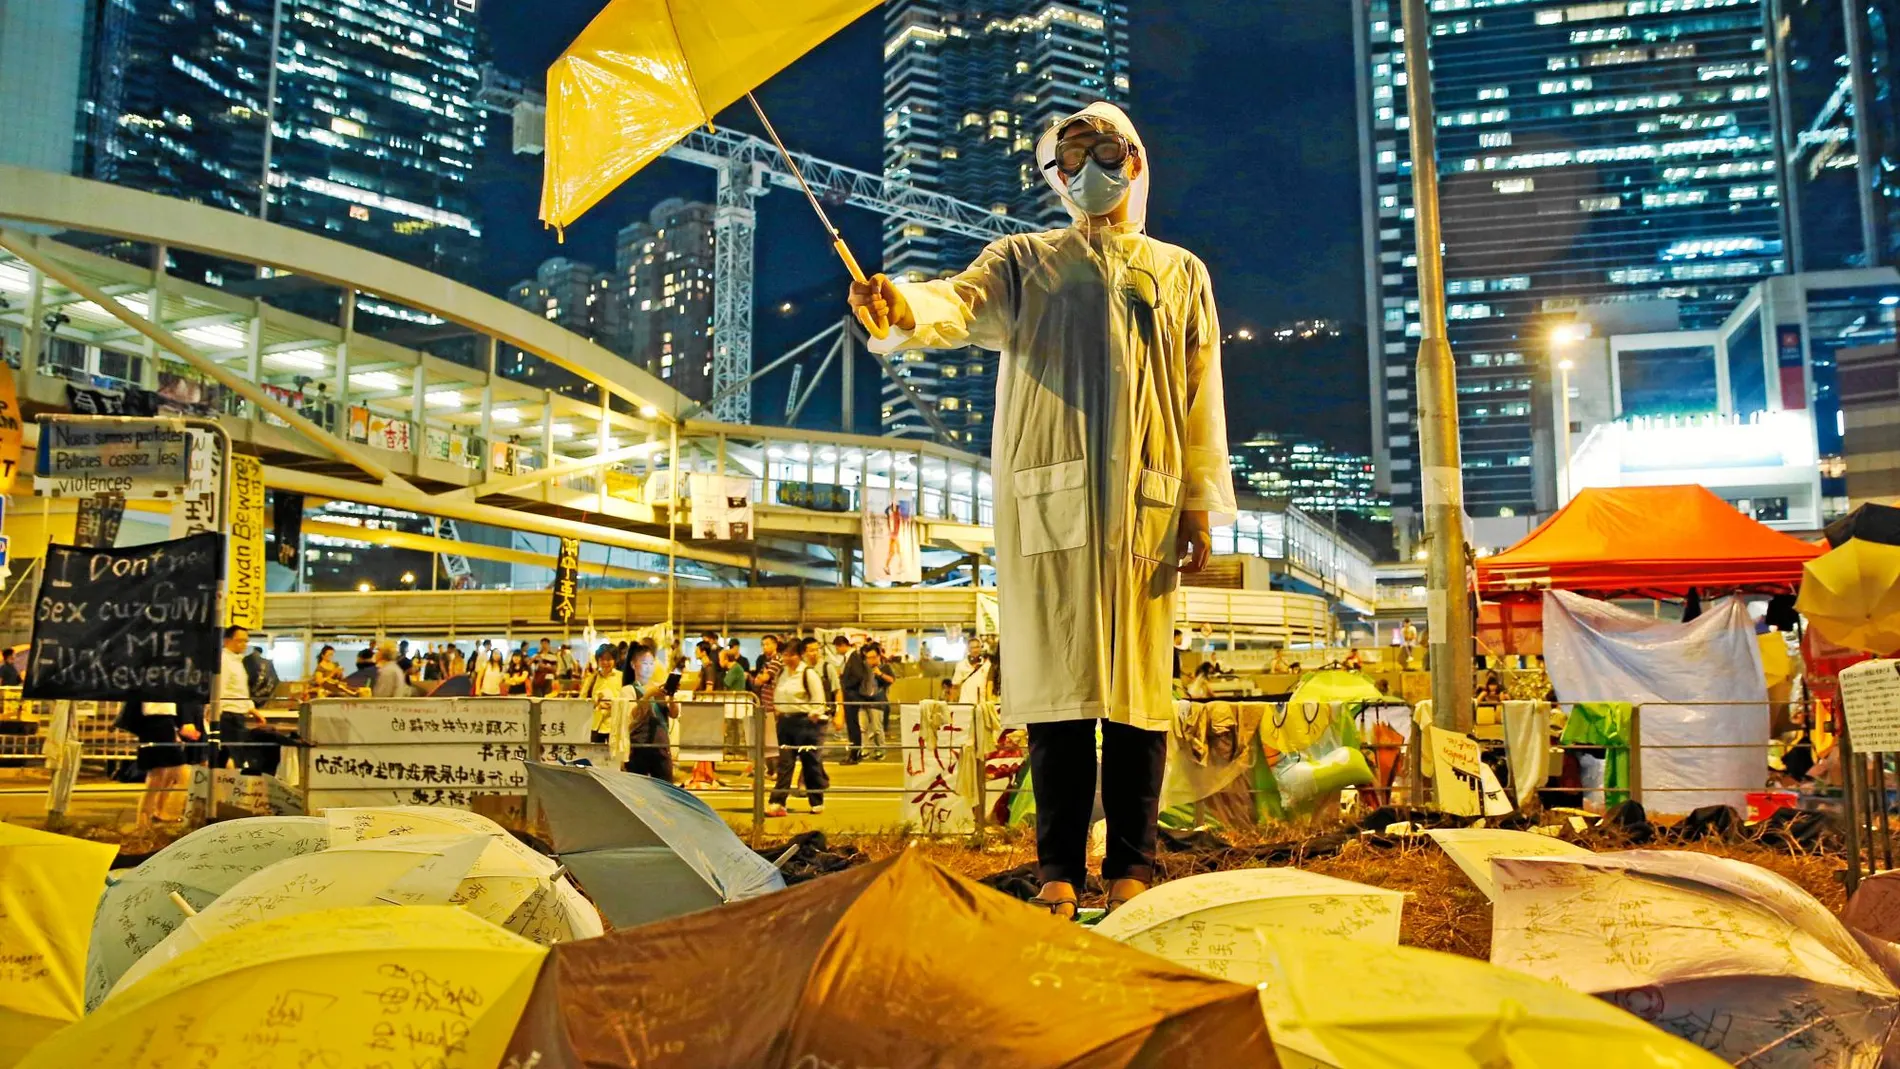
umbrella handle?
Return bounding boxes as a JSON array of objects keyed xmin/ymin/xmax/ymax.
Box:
[{"xmin": 832, "ymin": 238, "xmax": 891, "ymax": 341}]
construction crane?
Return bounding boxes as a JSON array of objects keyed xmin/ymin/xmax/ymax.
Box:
[{"xmin": 477, "ymin": 68, "xmax": 1036, "ymax": 426}]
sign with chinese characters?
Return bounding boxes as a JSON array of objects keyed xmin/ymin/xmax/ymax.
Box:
[
  {"xmin": 550, "ymin": 536, "xmax": 579, "ymax": 623},
  {"xmin": 690, "ymin": 475, "xmax": 754, "ymax": 540},
  {"xmin": 25, "ymin": 532, "xmax": 223, "ymax": 703},
  {"xmin": 899, "ymin": 702, "xmax": 1011, "ymax": 835},
  {"xmin": 169, "ymin": 428, "xmax": 222, "ymax": 538},
  {"xmin": 1841, "ymin": 659, "xmax": 1900, "ymax": 754},
  {"xmin": 1430, "ymin": 726, "xmax": 1485, "ymax": 817},
  {"xmin": 346, "ymin": 406, "xmax": 413, "ymax": 453},
  {"xmin": 301, "ymin": 697, "xmax": 607, "ymax": 810}
]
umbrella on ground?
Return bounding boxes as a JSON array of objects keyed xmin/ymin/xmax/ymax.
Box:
[
  {"xmin": 1260, "ymin": 933, "xmax": 1729, "ymax": 1068},
  {"xmin": 84, "ymin": 815, "xmax": 330, "ymax": 1010},
  {"xmin": 526, "ymin": 762, "xmax": 784, "ymax": 929},
  {"xmin": 1425, "ymin": 827, "xmax": 1592, "ymax": 900},
  {"xmin": 0, "ymin": 823, "xmax": 115, "ymax": 1068},
  {"xmin": 503, "ymin": 851, "xmax": 1275, "ymax": 1068},
  {"xmin": 103, "ymin": 834, "xmax": 489, "ymax": 1001},
  {"xmin": 1797, "ymin": 539, "xmax": 1900, "ymax": 654},
  {"xmin": 1092, "ymin": 868, "xmax": 1403, "ymax": 984},
  {"xmin": 543, "ymin": 0, "xmax": 890, "ymax": 339},
  {"xmin": 1845, "ymin": 870, "xmax": 1900, "ymax": 944},
  {"xmin": 322, "ymin": 804, "xmax": 599, "ymax": 942},
  {"xmin": 1490, "ymin": 850, "xmax": 1900, "ymax": 1066},
  {"xmin": 21, "ymin": 906, "xmax": 545, "ymax": 1069}
]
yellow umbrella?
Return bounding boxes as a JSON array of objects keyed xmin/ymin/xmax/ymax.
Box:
[
  {"xmin": 102, "ymin": 834, "xmax": 489, "ymax": 1001},
  {"xmin": 1797, "ymin": 539, "xmax": 1900, "ymax": 654},
  {"xmin": 1424, "ymin": 827, "xmax": 1591, "ymax": 901},
  {"xmin": 1092, "ymin": 868, "xmax": 1403, "ymax": 984},
  {"xmin": 543, "ymin": 0, "xmax": 887, "ymax": 335},
  {"xmin": 19, "ymin": 906, "xmax": 545, "ymax": 1069},
  {"xmin": 1260, "ymin": 933, "xmax": 1728, "ymax": 1069},
  {"xmin": 0, "ymin": 824, "xmax": 115, "ymax": 1068}
]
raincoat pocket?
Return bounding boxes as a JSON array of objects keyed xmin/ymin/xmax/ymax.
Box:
[
  {"xmin": 1132, "ymin": 468, "xmax": 1181, "ymax": 564},
  {"xmin": 1013, "ymin": 458, "xmax": 1088, "ymax": 556}
]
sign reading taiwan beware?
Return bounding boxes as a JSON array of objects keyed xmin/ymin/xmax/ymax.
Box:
[{"xmin": 25, "ymin": 532, "xmax": 223, "ymax": 702}]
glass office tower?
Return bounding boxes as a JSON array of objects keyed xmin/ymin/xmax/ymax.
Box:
[{"xmin": 1358, "ymin": 0, "xmax": 1785, "ymax": 526}]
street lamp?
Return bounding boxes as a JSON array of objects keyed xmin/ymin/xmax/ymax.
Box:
[{"xmin": 1552, "ymin": 325, "xmax": 1582, "ymax": 504}]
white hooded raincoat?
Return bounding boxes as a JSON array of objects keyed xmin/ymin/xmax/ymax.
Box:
[{"xmin": 870, "ymin": 103, "xmax": 1236, "ymax": 732}]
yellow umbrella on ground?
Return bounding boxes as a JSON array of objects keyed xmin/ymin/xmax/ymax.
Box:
[
  {"xmin": 0, "ymin": 824, "xmax": 115, "ymax": 1068},
  {"xmin": 1425, "ymin": 827, "xmax": 1592, "ymax": 901},
  {"xmin": 323, "ymin": 805, "xmax": 601, "ymax": 942},
  {"xmin": 20, "ymin": 906, "xmax": 545, "ymax": 1069},
  {"xmin": 543, "ymin": 0, "xmax": 888, "ymax": 337},
  {"xmin": 1092, "ymin": 868, "xmax": 1403, "ymax": 983},
  {"xmin": 1260, "ymin": 933, "xmax": 1728, "ymax": 1068},
  {"xmin": 1797, "ymin": 539, "xmax": 1900, "ymax": 654},
  {"xmin": 103, "ymin": 834, "xmax": 489, "ymax": 1000}
]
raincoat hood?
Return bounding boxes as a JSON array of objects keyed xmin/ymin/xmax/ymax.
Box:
[{"xmin": 1036, "ymin": 101, "xmax": 1151, "ymax": 232}]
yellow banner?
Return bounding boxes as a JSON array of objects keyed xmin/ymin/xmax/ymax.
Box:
[{"xmin": 227, "ymin": 454, "xmax": 266, "ymax": 629}]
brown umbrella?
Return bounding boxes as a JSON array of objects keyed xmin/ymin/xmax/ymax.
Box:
[{"xmin": 504, "ymin": 851, "xmax": 1277, "ymax": 1068}]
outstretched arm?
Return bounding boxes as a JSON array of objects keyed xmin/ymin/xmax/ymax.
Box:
[{"xmin": 849, "ymin": 239, "xmax": 1018, "ymax": 354}]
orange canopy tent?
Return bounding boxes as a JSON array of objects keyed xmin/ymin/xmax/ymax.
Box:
[{"xmin": 1476, "ymin": 485, "xmax": 1824, "ymax": 600}]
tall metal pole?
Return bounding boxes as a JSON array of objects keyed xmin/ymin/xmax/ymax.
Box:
[
  {"xmin": 1558, "ymin": 360, "xmax": 1574, "ymax": 504},
  {"xmin": 1401, "ymin": 0, "xmax": 1474, "ymax": 733}
]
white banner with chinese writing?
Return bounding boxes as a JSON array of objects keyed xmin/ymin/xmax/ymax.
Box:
[
  {"xmin": 690, "ymin": 474, "xmax": 754, "ymax": 540},
  {"xmin": 862, "ymin": 485, "xmax": 921, "ymax": 585},
  {"xmin": 900, "ymin": 702, "xmax": 1012, "ymax": 835}
]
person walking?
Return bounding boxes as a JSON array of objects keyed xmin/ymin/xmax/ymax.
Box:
[
  {"xmin": 850, "ymin": 102, "xmax": 1235, "ymax": 918},
  {"xmin": 826, "ymin": 635, "xmax": 862, "ymax": 764},
  {"xmin": 371, "ymin": 640, "xmax": 409, "ymax": 698},
  {"xmin": 840, "ymin": 642, "xmax": 893, "ymax": 760},
  {"xmin": 765, "ymin": 638, "xmax": 830, "ymax": 816}
]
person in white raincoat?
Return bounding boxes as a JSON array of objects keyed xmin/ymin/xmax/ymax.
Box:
[{"xmin": 850, "ymin": 102, "xmax": 1236, "ymax": 917}]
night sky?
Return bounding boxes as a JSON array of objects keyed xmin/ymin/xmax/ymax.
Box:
[{"xmin": 472, "ymin": 2, "xmax": 1367, "ymax": 444}]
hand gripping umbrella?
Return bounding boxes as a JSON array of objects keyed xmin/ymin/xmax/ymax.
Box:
[{"xmin": 542, "ymin": 0, "xmax": 890, "ymax": 338}]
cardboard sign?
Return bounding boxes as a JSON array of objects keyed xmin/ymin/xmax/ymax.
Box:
[
  {"xmin": 36, "ymin": 417, "xmax": 189, "ymax": 499},
  {"xmin": 1841, "ymin": 659, "xmax": 1900, "ymax": 754},
  {"xmin": 1430, "ymin": 726, "xmax": 1485, "ymax": 817},
  {"xmin": 25, "ymin": 532, "xmax": 223, "ymax": 702}
]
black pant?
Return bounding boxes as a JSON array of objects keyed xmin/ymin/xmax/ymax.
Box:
[
  {"xmin": 842, "ymin": 702, "xmax": 863, "ymax": 760},
  {"xmin": 770, "ymin": 716, "xmax": 829, "ymax": 807},
  {"xmin": 624, "ymin": 712, "xmax": 673, "ymax": 783},
  {"xmin": 1028, "ymin": 718, "xmax": 1166, "ymax": 887}
]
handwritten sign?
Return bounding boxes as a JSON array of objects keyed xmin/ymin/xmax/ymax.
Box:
[
  {"xmin": 550, "ymin": 536, "xmax": 578, "ymax": 624},
  {"xmin": 900, "ymin": 703, "xmax": 1011, "ymax": 835},
  {"xmin": 1841, "ymin": 659, "xmax": 1900, "ymax": 754},
  {"xmin": 24, "ymin": 532, "xmax": 222, "ymax": 702},
  {"xmin": 303, "ymin": 698, "xmax": 606, "ymax": 811},
  {"xmin": 227, "ymin": 453, "xmax": 266, "ymax": 629},
  {"xmin": 1430, "ymin": 726, "xmax": 1484, "ymax": 817},
  {"xmin": 170, "ymin": 428, "xmax": 222, "ymax": 537},
  {"xmin": 35, "ymin": 416, "xmax": 190, "ymax": 498}
]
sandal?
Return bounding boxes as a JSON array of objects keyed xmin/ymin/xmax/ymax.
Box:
[
  {"xmin": 1029, "ymin": 881, "xmax": 1078, "ymax": 921},
  {"xmin": 1105, "ymin": 878, "xmax": 1149, "ymax": 914}
]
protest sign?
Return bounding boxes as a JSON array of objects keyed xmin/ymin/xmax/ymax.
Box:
[
  {"xmin": 24, "ymin": 532, "xmax": 223, "ymax": 702},
  {"xmin": 1841, "ymin": 659, "xmax": 1900, "ymax": 754}
]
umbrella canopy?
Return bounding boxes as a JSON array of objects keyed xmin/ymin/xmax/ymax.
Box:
[
  {"xmin": 103, "ymin": 834, "xmax": 488, "ymax": 1001},
  {"xmin": 0, "ymin": 824, "xmax": 115, "ymax": 1068},
  {"xmin": 1845, "ymin": 870, "xmax": 1900, "ymax": 945},
  {"xmin": 321, "ymin": 804, "xmax": 599, "ymax": 942},
  {"xmin": 1491, "ymin": 850, "xmax": 1900, "ymax": 1066},
  {"xmin": 1260, "ymin": 933, "xmax": 1728, "ymax": 1069},
  {"xmin": 1797, "ymin": 539, "xmax": 1900, "ymax": 654},
  {"xmin": 1092, "ymin": 868, "xmax": 1403, "ymax": 983},
  {"xmin": 504, "ymin": 850, "xmax": 1274, "ymax": 1068},
  {"xmin": 1286, "ymin": 670, "xmax": 1385, "ymax": 708},
  {"xmin": 21, "ymin": 906, "xmax": 545, "ymax": 1069},
  {"xmin": 542, "ymin": 0, "xmax": 880, "ymax": 229},
  {"xmin": 84, "ymin": 816, "xmax": 331, "ymax": 1011},
  {"xmin": 526, "ymin": 762, "xmax": 784, "ymax": 929},
  {"xmin": 1825, "ymin": 503, "xmax": 1900, "ymax": 548},
  {"xmin": 1424, "ymin": 827, "xmax": 1592, "ymax": 901}
]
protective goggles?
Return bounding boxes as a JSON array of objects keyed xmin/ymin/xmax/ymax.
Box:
[{"xmin": 1046, "ymin": 133, "xmax": 1134, "ymax": 176}]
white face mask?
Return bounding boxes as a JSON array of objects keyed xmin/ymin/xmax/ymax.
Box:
[{"xmin": 1067, "ymin": 160, "xmax": 1131, "ymax": 217}]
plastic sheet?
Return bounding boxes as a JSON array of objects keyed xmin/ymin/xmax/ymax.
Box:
[{"xmin": 1542, "ymin": 590, "xmax": 1768, "ymax": 814}]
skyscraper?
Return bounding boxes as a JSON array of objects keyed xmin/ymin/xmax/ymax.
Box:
[
  {"xmin": 616, "ymin": 198, "xmax": 717, "ymax": 403},
  {"xmin": 1357, "ymin": 0, "xmax": 1785, "ymax": 526},
  {"xmin": 0, "ymin": 0, "xmax": 90, "ymax": 174},
  {"xmin": 1772, "ymin": 0, "xmax": 1900, "ymax": 272},
  {"xmin": 880, "ymin": 0, "xmax": 1130, "ymax": 449},
  {"xmin": 502, "ymin": 257, "xmax": 615, "ymax": 394},
  {"xmin": 1230, "ymin": 431, "xmax": 1389, "ymax": 520},
  {"xmin": 77, "ymin": 0, "xmax": 486, "ymax": 284}
]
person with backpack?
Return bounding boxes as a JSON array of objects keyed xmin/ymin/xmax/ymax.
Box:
[{"xmin": 765, "ymin": 638, "xmax": 831, "ymax": 817}]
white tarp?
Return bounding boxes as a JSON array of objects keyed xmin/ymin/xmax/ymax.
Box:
[{"xmin": 1542, "ymin": 590, "xmax": 1768, "ymax": 814}]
